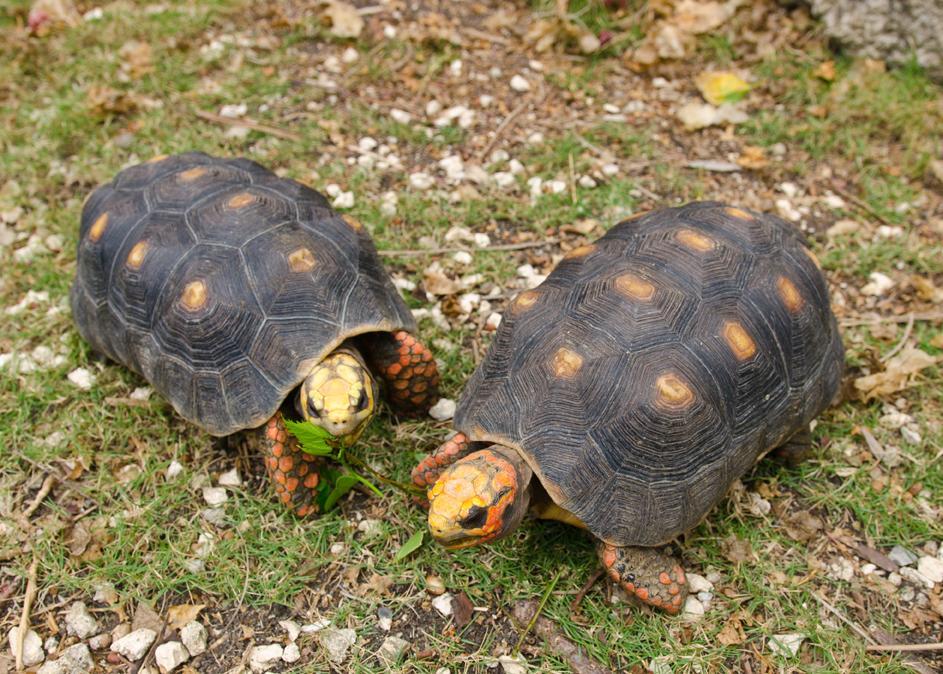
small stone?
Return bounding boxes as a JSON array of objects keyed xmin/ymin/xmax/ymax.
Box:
[
  {"xmin": 498, "ymin": 654, "xmax": 527, "ymax": 674},
  {"xmin": 889, "ymin": 545, "xmax": 918, "ymax": 567},
  {"xmin": 485, "ymin": 312, "xmax": 502, "ymax": 331},
  {"xmin": 768, "ymin": 633, "xmax": 805, "ymax": 658},
  {"xmin": 425, "ymin": 100, "xmax": 442, "ymax": 116},
  {"xmin": 282, "ymin": 643, "xmax": 301, "ymax": 663},
  {"xmin": 301, "ymin": 619, "xmax": 332, "ymax": 634},
  {"xmin": 649, "ymin": 656, "xmax": 672, "ymax": 674},
  {"xmin": 527, "ymin": 131, "xmax": 544, "ymax": 145},
  {"xmin": 330, "ymin": 541, "xmax": 346, "ymax": 556},
  {"xmin": 425, "ymin": 575, "xmax": 446, "ymax": 595},
  {"xmin": 218, "ymin": 468, "xmax": 242, "ymax": 487},
  {"xmin": 681, "ymin": 596, "xmax": 705, "ymax": 621},
  {"xmin": 318, "ymin": 628, "xmax": 356, "ymax": 665},
  {"xmin": 279, "ymin": 620, "xmax": 301, "ymax": 642},
  {"xmin": 342, "ymin": 47, "xmax": 359, "ymax": 63},
  {"xmin": 861, "ymin": 272, "xmax": 894, "ymax": 296},
  {"xmin": 578, "ymin": 175, "xmax": 597, "ymax": 188},
  {"xmin": 111, "ymin": 623, "xmax": 131, "ymax": 640},
  {"xmin": 249, "ymin": 644, "xmax": 283, "ymax": 673},
  {"xmin": 88, "ymin": 633, "xmax": 112, "ymax": 650},
  {"xmin": 916, "ymin": 556, "xmax": 943, "ymax": 584},
  {"xmin": 130, "ymin": 386, "xmax": 152, "ymax": 401},
  {"xmin": 432, "ymin": 593, "xmax": 453, "ymax": 617},
  {"xmin": 601, "ymin": 163, "xmax": 619, "ymax": 177},
  {"xmin": 860, "ymin": 563, "xmax": 877, "ymax": 575},
  {"xmin": 409, "ymin": 172, "xmax": 434, "ymax": 190},
  {"xmin": 65, "ymin": 602, "xmax": 100, "ymax": 639},
  {"xmin": 202, "ymin": 487, "xmax": 227, "ymax": 506},
  {"xmin": 685, "ymin": 573, "xmax": 714, "ymax": 594},
  {"xmin": 747, "ymin": 492, "xmax": 771, "ymax": 516},
  {"xmin": 508, "ymin": 159, "xmax": 525, "ymax": 175},
  {"xmin": 38, "ymin": 643, "xmax": 93, "ymax": 674},
  {"xmin": 44, "ymin": 637, "xmax": 59, "ymax": 653},
  {"xmin": 493, "ymin": 171, "xmax": 515, "ymax": 188},
  {"xmin": 901, "ymin": 426, "xmax": 921, "ymax": 444},
  {"xmin": 378, "ymin": 636, "xmax": 408, "ymax": 663},
  {"xmin": 888, "ymin": 572, "xmax": 903, "ymax": 586},
  {"xmin": 332, "ymin": 191, "xmax": 354, "ymax": 209},
  {"xmin": 219, "ymin": 103, "xmax": 247, "ymax": 118},
  {"xmin": 510, "ymin": 75, "xmax": 530, "ymax": 92},
  {"xmin": 827, "ymin": 557, "xmax": 854, "ymax": 582},
  {"xmin": 179, "ymin": 622, "xmax": 207, "ymax": 656},
  {"xmin": 428, "ymin": 398, "xmax": 456, "ymax": 421},
  {"xmin": 377, "ymin": 606, "xmax": 393, "ymax": 631},
  {"xmin": 111, "ymin": 628, "xmax": 157, "ymax": 661},
  {"xmin": 357, "ymin": 518, "xmax": 382, "ymax": 537},
  {"xmin": 67, "ymin": 367, "xmax": 95, "ymax": 390},
  {"xmin": 827, "ymin": 219, "xmax": 860, "ymax": 238},
  {"xmin": 8, "ymin": 627, "xmax": 44, "ymax": 667},
  {"xmin": 154, "ymin": 641, "xmax": 189, "ymax": 673},
  {"xmin": 390, "ymin": 108, "xmax": 411, "ymax": 124},
  {"xmin": 452, "ymin": 251, "xmax": 473, "ymax": 265},
  {"xmin": 900, "ymin": 585, "xmax": 917, "ymax": 602},
  {"xmin": 165, "ymin": 461, "xmax": 184, "ymax": 480}
]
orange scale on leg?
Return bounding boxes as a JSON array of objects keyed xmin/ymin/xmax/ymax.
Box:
[
  {"xmin": 297, "ymin": 463, "xmax": 309, "ymax": 477},
  {"xmin": 387, "ymin": 362, "xmax": 402, "ymax": 376},
  {"xmin": 393, "ymin": 380, "xmax": 410, "ymax": 390},
  {"xmin": 286, "ymin": 477, "xmax": 300, "ymax": 491},
  {"xmin": 296, "ymin": 505, "xmax": 310, "ymax": 517},
  {"xmin": 668, "ymin": 584, "xmax": 680, "ymax": 596},
  {"xmin": 659, "ymin": 572, "xmax": 671, "ymax": 586},
  {"xmin": 280, "ymin": 492, "xmax": 292, "ymax": 504},
  {"xmin": 266, "ymin": 425, "xmax": 279, "ymax": 440},
  {"xmin": 635, "ymin": 588, "xmax": 649, "ymax": 601},
  {"xmin": 304, "ymin": 474, "xmax": 319, "ymax": 488},
  {"xmin": 276, "ymin": 431, "xmax": 287, "ymax": 443},
  {"xmin": 410, "ymin": 394, "xmax": 426, "ymax": 406},
  {"xmin": 272, "ymin": 443, "xmax": 284, "ymax": 457},
  {"xmin": 278, "ymin": 456, "xmax": 294, "ymax": 472},
  {"xmin": 398, "ymin": 353, "xmax": 412, "ymax": 366},
  {"xmin": 266, "ymin": 457, "xmax": 278, "ymax": 471},
  {"xmin": 673, "ymin": 566, "xmax": 686, "ymax": 585}
]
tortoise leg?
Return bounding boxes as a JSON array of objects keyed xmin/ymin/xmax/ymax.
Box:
[
  {"xmin": 410, "ymin": 432, "xmax": 479, "ymax": 489},
  {"xmin": 770, "ymin": 425, "xmax": 813, "ymax": 468},
  {"xmin": 597, "ymin": 541, "xmax": 688, "ymax": 614},
  {"xmin": 259, "ymin": 413, "xmax": 324, "ymax": 517},
  {"xmin": 363, "ymin": 330, "xmax": 440, "ymax": 416}
]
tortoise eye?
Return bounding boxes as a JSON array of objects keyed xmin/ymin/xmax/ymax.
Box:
[
  {"xmin": 355, "ymin": 389, "xmax": 369, "ymax": 412},
  {"xmin": 307, "ymin": 397, "xmax": 322, "ymax": 418},
  {"xmin": 459, "ymin": 505, "xmax": 489, "ymax": 530}
]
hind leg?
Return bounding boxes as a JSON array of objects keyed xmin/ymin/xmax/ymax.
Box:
[
  {"xmin": 597, "ymin": 541, "xmax": 688, "ymax": 614},
  {"xmin": 770, "ymin": 425, "xmax": 813, "ymax": 468},
  {"xmin": 257, "ymin": 413, "xmax": 324, "ymax": 517},
  {"xmin": 364, "ymin": 331, "xmax": 440, "ymax": 416}
]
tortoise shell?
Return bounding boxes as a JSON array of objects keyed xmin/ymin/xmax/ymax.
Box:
[
  {"xmin": 71, "ymin": 153, "xmax": 415, "ymax": 436},
  {"xmin": 454, "ymin": 202, "xmax": 844, "ymax": 547}
]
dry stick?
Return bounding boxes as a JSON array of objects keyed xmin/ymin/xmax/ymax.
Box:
[
  {"xmin": 812, "ymin": 592, "xmax": 877, "ymax": 645},
  {"xmin": 514, "ymin": 571, "xmax": 561, "ymax": 653},
  {"xmin": 21, "ymin": 475, "xmax": 57, "ymax": 519},
  {"xmin": 829, "ymin": 182, "xmax": 893, "ymax": 227},
  {"xmin": 15, "ymin": 557, "xmax": 39, "ymax": 671},
  {"xmin": 568, "ymin": 152, "xmax": 577, "ymax": 204},
  {"xmin": 477, "ymin": 96, "xmax": 539, "ymax": 162},
  {"xmin": 378, "ymin": 238, "xmax": 560, "ymax": 257},
  {"xmin": 194, "ymin": 110, "xmax": 303, "ymax": 142},
  {"xmin": 866, "ymin": 642, "xmax": 943, "ymax": 653},
  {"xmin": 880, "ymin": 312, "xmax": 915, "ymax": 363},
  {"xmin": 569, "ymin": 568, "xmax": 605, "ymax": 612},
  {"xmin": 840, "ymin": 311, "xmax": 943, "ymax": 327}
]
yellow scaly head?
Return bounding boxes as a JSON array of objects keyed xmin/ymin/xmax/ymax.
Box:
[{"xmin": 299, "ymin": 348, "xmax": 377, "ymax": 442}]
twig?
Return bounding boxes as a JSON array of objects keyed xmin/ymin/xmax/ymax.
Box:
[
  {"xmin": 378, "ymin": 238, "xmax": 560, "ymax": 257},
  {"xmin": 812, "ymin": 592, "xmax": 877, "ymax": 645},
  {"xmin": 866, "ymin": 642, "xmax": 943, "ymax": 653},
  {"xmin": 839, "ymin": 311, "xmax": 943, "ymax": 327},
  {"xmin": 478, "ymin": 96, "xmax": 538, "ymax": 162},
  {"xmin": 880, "ymin": 312, "xmax": 914, "ymax": 362},
  {"xmin": 21, "ymin": 475, "xmax": 57, "ymax": 519},
  {"xmin": 570, "ymin": 568, "xmax": 605, "ymax": 612},
  {"xmin": 514, "ymin": 571, "xmax": 561, "ymax": 653},
  {"xmin": 461, "ymin": 27, "xmax": 511, "ymax": 45},
  {"xmin": 568, "ymin": 153, "xmax": 577, "ymax": 204},
  {"xmin": 15, "ymin": 557, "xmax": 39, "ymax": 671},
  {"xmin": 829, "ymin": 182, "xmax": 892, "ymax": 227},
  {"xmin": 130, "ymin": 609, "xmax": 169, "ymax": 674},
  {"xmin": 194, "ymin": 110, "xmax": 303, "ymax": 142}
]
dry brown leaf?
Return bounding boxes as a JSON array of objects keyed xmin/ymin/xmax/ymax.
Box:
[
  {"xmin": 813, "ymin": 60, "xmax": 836, "ymax": 81},
  {"xmin": 782, "ymin": 510, "xmax": 823, "ymax": 543},
  {"xmin": 737, "ymin": 146, "xmax": 768, "ymax": 169},
  {"xmin": 672, "ymin": 0, "xmax": 737, "ymax": 35},
  {"xmin": 167, "ymin": 604, "xmax": 205, "ymax": 631},
  {"xmin": 422, "ymin": 267, "xmax": 461, "ymax": 296},
  {"xmin": 132, "ymin": 602, "xmax": 163, "ymax": 633},
  {"xmin": 359, "ymin": 573, "xmax": 393, "ymax": 596},
  {"xmin": 119, "ymin": 41, "xmax": 153, "ymax": 78},
  {"xmin": 452, "ymin": 592, "xmax": 473, "ymax": 629},
  {"xmin": 320, "ymin": 0, "xmax": 363, "ymax": 38},
  {"xmin": 853, "ymin": 347, "xmax": 939, "ymax": 399},
  {"xmin": 716, "ymin": 615, "xmax": 746, "ymax": 645},
  {"xmin": 722, "ymin": 535, "xmax": 754, "ymax": 563},
  {"xmin": 86, "ymin": 86, "xmax": 139, "ymax": 117},
  {"xmin": 695, "ymin": 71, "xmax": 750, "ymax": 105}
]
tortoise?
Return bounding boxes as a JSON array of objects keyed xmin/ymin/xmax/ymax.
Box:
[
  {"xmin": 411, "ymin": 202, "xmax": 843, "ymax": 614},
  {"xmin": 71, "ymin": 152, "xmax": 439, "ymax": 516}
]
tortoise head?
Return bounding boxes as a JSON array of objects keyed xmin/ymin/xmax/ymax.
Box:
[
  {"xmin": 427, "ymin": 446, "xmax": 533, "ymax": 549},
  {"xmin": 298, "ymin": 347, "xmax": 377, "ymax": 441}
]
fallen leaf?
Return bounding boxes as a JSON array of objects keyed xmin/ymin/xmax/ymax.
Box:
[
  {"xmin": 677, "ymin": 102, "xmax": 748, "ymax": 131},
  {"xmin": 814, "ymin": 60, "xmax": 836, "ymax": 81},
  {"xmin": 695, "ymin": 71, "xmax": 750, "ymax": 105},
  {"xmin": 86, "ymin": 86, "xmax": 139, "ymax": 117},
  {"xmin": 452, "ymin": 592, "xmax": 473, "ymax": 629},
  {"xmin": 422, "ymin": 265, "xmax": 461, "ymax": 296},
  {"xmin": 672, "ymin": 0, "xmax": 736, "ymax": 34},
  {"xmin": 854, "ymin": 347, "xmax": 938, "ymax": 399},
  {"xmin": 132, "ymin": 602, "xmax": 163, "ymax": 633},
  {"xmin": 717, "ymin": 615, "xmax": 746, "ymax": 645},
  {"xmin": 782, "ymin": 510, "xmax": 823, "ymax": 543},
  {"xmin": 737, "ymin": 145, "xmax": 768, "ymax": 169},
  {"xmin": 168, "ymin": 604, "xmax": 205, "ymax": 631},
  {"xmin": 722, "ymin": 535, "xmax": 754, "ymax": 563},
  {"xmin": 320, "ymin": 0, "xmax": 363, "ymax": 38},
  {"xmin": 119, "ymin": 41, "xmax": 153, "ymax": 78}
]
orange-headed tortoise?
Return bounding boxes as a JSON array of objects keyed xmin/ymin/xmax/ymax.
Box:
[
  {"xmin": 71, "ymin": 152, "xmax": 439, "ymax": 516},
  {"xmin": 411, "ymin": 202, "xmax": 843, "ymax": 614}
]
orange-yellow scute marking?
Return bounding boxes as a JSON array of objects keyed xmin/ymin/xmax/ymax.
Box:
[
  {"xmin": 724, "ymin": 206, "xmax": 754, "ymax": 220},
  {"xmin": 180, "ymin": 280, "xmax": 208, "ymax": 311},
  {"xmin": 777, "ymin": 275, "xmax": 804, "ymax": 313},
  {"xmin": 552, "ymin": 347, "xmax": 583, "ymax": 378},
  {"xmin": 227, "ymin": 192, "xmax": 256, "ymax": 209},
  {"xmin": 655, "ymin": 373, "xmax": 694, "ymax": 408},
  {"xmin": 676, "ymin": 228, "xmax": 714, "ymax": 252},
  {"xmin": 88, "ymin": 213, "xmax": 109, "ymax": 242},
  {"xmin": 126, "ymin": 241, "xmax": 148, "ymax": 269},
  {"xmin": 288, "ymin": 247, "xmax": 316, "ymax": 273},
  {"xmin": 514, "ymin": 290, "xmax": 539, "ymax": 312},
  {"xmin": 722, "ymin": 321, "xmax": 757, "ymax": 361},
  {"xmin": 803, "ymin": 246, "xmax": 821, "ymax": 269},
  {"xmin": 566, "ymin": 244, "xmax": 595, "ymax": 259},
  {"xmin": 615, "ymin": 273, "xmax": 655, "ymax": 301},
  {"xmin": 341, "ymin": 214, "xmax": 363, "ymax": 231},
  {"xmin": 147, "ymin": 154, "xmax": 168, "ymax": 163},
  {"xmin": 178, "ymin": 166, "xmax": 207, "ymax": 182}
]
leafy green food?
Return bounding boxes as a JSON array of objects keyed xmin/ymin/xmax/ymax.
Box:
[
  {"xmin": 394, "ymin": 530, "xmax": 425, "ymax": 562},
  {"xmin": 283, "ymin": 418, "xmax": 335, "ymax": 455}
]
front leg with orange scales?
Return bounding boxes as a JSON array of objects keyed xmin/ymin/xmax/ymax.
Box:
[
  {"xmin": 258, "ymin": 413, "xmax": 324, "ymax": 517},
  {"xmin": 364, "ymin": 330, "xmax": 440, "ymax": 416}
]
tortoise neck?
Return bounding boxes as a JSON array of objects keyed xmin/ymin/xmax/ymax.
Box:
[{"xmin": 486, "ymin": 445, "xmax": 534, "ymax": 536}]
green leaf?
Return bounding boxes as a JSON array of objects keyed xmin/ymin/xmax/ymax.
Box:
[
  {"xmin": 344, "ymin": 470, "xmax": 382, "ymax": 497},
  {"xmin": 323, "ymin": 475, "xmax": 359, "ymax": 511},
  {"xmin": 283, "ymin": 418, "xmax": 335, "ymax": 455},
  {"xmin": 393, "ymin": 530, "xmax": 425, "ymax": 562}
]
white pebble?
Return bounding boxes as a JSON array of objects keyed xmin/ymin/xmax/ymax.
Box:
[
  {"xmin": 479, "ymin": 94, "xmax": 494, "ymax": 107},
  {"xmin": 219, "ymin": 103, "xmax": 247, "ymax": 118},
  {"xmin": 768, "ymin": 633, "xmax": 805, "ymax": 658},
  {"xmin": 876, "ymin": 225, "xmax": 904, "ymax": 239},
  {"xmin": 527, "ymin": 177, "xmax": 543, "ymax": 196},
  {"xmin": 358, "ymin": 136, "xmax": 378, "ymax": 152},
  {"xmin": 861, "ymin": 272, "xmax": 894, "ymax": 296},
  {"xmin": 527, "ymin": 131, "xmax": 544, "ymax": 145},
  {"xmin": 111, "ymin": 629, "xmax": 157, "ymax": 661},
  {"xmin": 409, "ymin": 172, "xmax": 434, "ymax": 190},
  {"xmin": 282, "ymin": 643, "xmax": 301, "ymax": 663},
  {"xmin": 508, "ymin": 159, "xmax": 525, "ymax": 175},
  {"xmin": 390, "ymin": 108, "xmax": 411, "ymax": 124},
  {"xmin": 301, "ymin": 619, "xmax": 332, "ymax": 634},
  {"xmin": 681, "ymin": 596, "xmax": 705, "ymax": 621},
  {"xmin": 249, "ymin": 644, "xmax": 283, "ymax": 673},
  {"xmin": 330, "ymin": 541, "xmax": 346, "ymax": 556},
  {"xmin": 779, "ymin": 181, "xmax": 799, "ymax": 198},
  {"xmin": 917, "ymin": 556, "xmax": 943, "ymax": 584},
  {"xmin": 341, "ymin": 47, "xmax": 359, "ymax": 63},
  {"xmin": 166, "ymin": 460, "xmax": 184, "ymax": 480},
  {"xmin": 452, "ymin": 251, "xmax": 473, "ymax": 265},
  {"xmin": 860, "ymin": 563, "xmax": 877, "ymax": 575},
  {"xmin": 68, "ymin": 367, "xmax": 96, "ymax": 390},
  {"xmin": 130, "ymin": 386, "xmax": 152, "ymax": 401},
  {"xmin": 578, "ymin": 175, "xmax": 597, "ymax": 189},
  {"xmin": 6, "ymin": 289, "xmax": 49, "ymax": 315},
  {"xmin": 510, "ymin": 75, "xmax": 531, "ymax": 92},
  {"xmin": 432, "ymin": 593, "xmax": 453, "ymax": 617},
  {"xmin": 324, "ymin": 183, "xmax": 342, "ymax": 198},
  {"xmin": 425, "ymin": 100, "xmax": 442, "ymax": 116},
  {"xmin": 472, "ymin": 233, "xmax": 490, "ymax": 248},
  {"xmin": 154, "ymin": 641, "xmax": 189, "ymax": 672},
  {"xmin": 65, "ymin": 602, "xmax": 100, "ymax": 639},
  {"xmin": 685, "ymin": 573, "xmax": 714, "ymax": 594},
  {"xmin": 279, "ymin": 620, "xmax": 301, "ymax": 642},
  {"xmin": 485, "ymin": 312, "xmax": 502, "ymax": 331},
  {"xmin": 218, "ymin": 468, "xmax": 242, "ymax": 487},
  {"xmin": 202, "ymin": 487, "xmax": 228, "ymax": 506},
  {"xmin": 601, "ymin": 163, "xmax": 619, "ymax": 177},
  {"xmin": 383, "ymin": 24, "xmax": 396, "ymax": 38},
  {"xmin": 7, "ymin": 627, "xmax": 44, "ymax": 667},
  {"xmin": 493, "ymin": 172, "xmax": 515, "ymax": 189},
  {"xmin": 179, "ymin": 622, "xmax": 207, "ymax": 657},
  {"xmin": 38, "ymin": 643, "xmax": 92, "ymax": 674},
  {"xmin": 901, "ymin": 426, "xmax": 922, "ymax": 444},
  {"xmin": 429, "ymin": 398, "xmax": 456, "ymax": 421},
  {"xmin": 548, "ymin": 179, "xmax": 567, "ymax": 194}
]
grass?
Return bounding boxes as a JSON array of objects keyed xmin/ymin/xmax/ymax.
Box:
[{"xmin": 2, "ymin": 0, "xmax": 943, "ymax": 672}]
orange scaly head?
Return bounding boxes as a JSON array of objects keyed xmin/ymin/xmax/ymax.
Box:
[{"xmin": 427, "ymin": 447, "xmax": 532, "ymax": 549}]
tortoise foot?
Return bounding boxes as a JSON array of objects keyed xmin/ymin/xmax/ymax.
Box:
[
  {"xmin": 411, "ymin": 432, "xmax": 473, "ymax": 489},
  {"xmin": 260, "ymin": 413, "xmax": 324, "ymax": 517},
  {"xmin": 365, "ymin": 331, "xmax": 440, "ymax": 416},
  {"xmin": 597, "ymin": 542, "xmax": 688, "ymax": 614}
]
